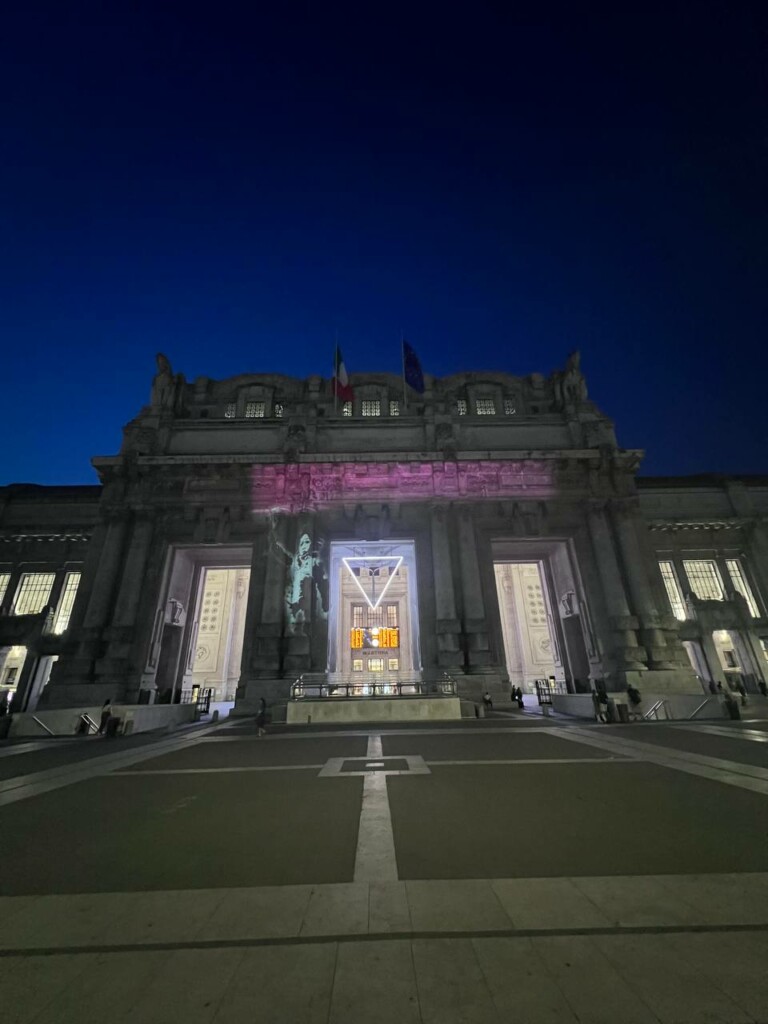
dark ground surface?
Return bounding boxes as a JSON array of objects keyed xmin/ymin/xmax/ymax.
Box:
[{"xmin": 0, "ymin": 714, "xmax": 765, "ymax": 896}]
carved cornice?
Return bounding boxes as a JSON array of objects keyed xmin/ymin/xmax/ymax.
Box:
[{"xmin": 647, "ymin": 519, "xmax": 745, "ymax": 533}]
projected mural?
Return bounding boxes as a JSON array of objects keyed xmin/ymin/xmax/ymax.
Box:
[
  {"xmin": 251, "ymin": 459, "xmax": 556, "ymax": 514},
  {"xmin": 269, "ymin": 515, "xmax": 328, "ymax": 634}
]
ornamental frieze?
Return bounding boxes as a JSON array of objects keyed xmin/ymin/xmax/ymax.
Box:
[{"xmin": 251, "ymin": 459, "xmax": 557, "ymax": 514}]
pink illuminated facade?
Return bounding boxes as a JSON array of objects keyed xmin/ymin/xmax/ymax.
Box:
[{"xmin": 2, "ymin": 353, "xmax": 767, "ymax": 715}]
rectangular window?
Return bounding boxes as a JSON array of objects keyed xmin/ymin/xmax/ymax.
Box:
[
  {"xmin": 352, "ymin": 659, "xmax": 363, "ymax": 672},
  {"xmin": 725, "ymin": 559, "xmax": 760, "ymax": 618},
  {"xmin": 0, "ymin": 573, "xmax": 10, "ymax": 606},
  {"xmin": 274, "ymin": 403, "xmax": 284, "ymax": 418},
  {"xmin": 503, "ymin": 399, "xmax": 516, "ymax": 415},
  {"xmin": 361, "ymin": 400, "xmax": 381, "ymax": 416},
  {"xmin": 368, "ymin": 658, "xmax": 384, "ymax": 672},
  {"xmin": 352, "ymin": 605, "xmax": 364, "ymax": 628},
  {"xmin": 12, "ymin": 573, "xmax": 56, "ymax": 615},
  {"xmin": 658, "ymin": 561, "xmax": 687, "ymax": 621},
  {"xmin": 683, "ymin": 560, "xmax": 724, "ymax": 601},
  {"xmin": 342, "ymin": 401, "xmax": 353, "ymax": 417},
  {"xmin": 53, "ymin": 572, "xmax": 81, "ymax": 634},
  {"xmin": 224, "ymin": 403, "xmax": 236, "ymax": 419},
  {"xmin": 244, "ymin": 401, "xmax": 266, "ymax": 418},
  {"xmin": 4, "ymin": 667, "xmax": 17, "ymax": 685},
  {"xmin": 388, "ymin": 658, "xmax": 400, "ymax": 671},
  {"xmin": 723, "ymin": 649, "xmax": 738, "ymax": 668},
  {"xmin": 389, "ymin": 400, "xmax": 400, "ymax": 416},
  {"xmin": 456, "ymin": 399, "xmax": 467, "ymax": 415},
  {"xmin": 386, "ymin": 604, "xmax": 398, "ymax": 628},
  {"xmin": 476, "ymin": 398, "xmax": 496, "ymax": 415}
]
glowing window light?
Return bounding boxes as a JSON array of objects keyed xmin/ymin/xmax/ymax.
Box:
[
  {"xmin": 53, "ymin": 572, "xmax": 81, "ymax": 634},
  {"xmin": 725, "ymin": 559, "xmax": 760, "ymax": 618},
  {"xmin": 342, "ymin": 556, "xmax": 403, "ymax": 609},
  {"xmin": 658, "ymin": 561, "xmax": 687, "ymax": 621},
  {"xmin": 12, "ymin": 573, "xmax": 55, "ymax": 615},
  {"xmin": 683, "ymin": 560, "xmax": 724, "ymax": 601}
]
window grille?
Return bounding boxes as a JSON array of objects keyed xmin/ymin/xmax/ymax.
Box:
[
  {"xmin": 245, "ymin": 401, "xmax": 266, "ymax": 418},
  {"xmin": 352, "ymin": 659, "xmax": 363, "ymax": 672},
  {"xmin": 503, "ymin": 399, "xmax": 516, "ymax": 415},
  {"xmin": 352, "ymin": 605, "xmax": 364, "ymax": 628},
  {"xmin": 389, "ymin": 400, "xmax": 400, "ymax": 416},
  {"xmin": 683, "ymin": 560, "xmax": 724, "ymax": 601},
  {"xmin": 476, "ymin": 398, "xmax": 496, "ymax": 415},
  {"xmin": 386, "ymin": 604, "xmax": 398, "ymax": 627},
  {"xmin": 456, "ymin": 399, "xmax": 467, "ymax": 415},
  {"xmin": 658, "ymin": 562, "xmax": 687, "ymax": 620},
  {"xmin": 274, "ymin": 403, "xmax": 284, "ymax": 418},
  {"xmin": 362, "ymin": 399, "xmax": 381, "ymax": 416},
  {"xmin": 388, "ymin": 658, "xmax": 400, "ymax": 671},
  {"xmin": 342, "ymin": 401, "xmax": 353, "ymax": 417},
  {"xmin": 725, "ymin": 559, "xmax": 760, "ymax": 617},
  {"xmin": 0, "ymin": 573, "xmax": 10, "ymax": 606},
  {"xmin": 53, "ymin": 573, "xmax": 81, "ymax": 634},
  {"xmin": 12, "ymin": 573, "xmax": 55, "ymax": 615},
  {"xmin": 224, "ymin": 403, "xmax": 236, "ymax": 419},
  {"xmin": 368, "ymin": 658, "xmax": 384, "ymax": 672}
]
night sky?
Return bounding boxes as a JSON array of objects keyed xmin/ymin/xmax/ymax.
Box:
[{"xmin": 2, "ymin": 2, "xmax": 766, "ymax": 486}]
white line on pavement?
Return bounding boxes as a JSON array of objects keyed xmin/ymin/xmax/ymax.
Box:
[{"xmin": 353, "ymin": 734, "xmax": 398, "ymax": 882}]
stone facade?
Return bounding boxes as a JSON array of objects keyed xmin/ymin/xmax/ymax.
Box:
[{"xmin": 1, "ymin": 353, "xmax": 766, "ymax": 713}]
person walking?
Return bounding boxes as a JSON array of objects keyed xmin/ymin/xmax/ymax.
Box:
[
  {"xmin": 256, "ymin": 697, "xmax": 267, "ymax": 737},
  {"xmin": 97, "ymin": 699, "xmax": 111, "ymax": 735}
]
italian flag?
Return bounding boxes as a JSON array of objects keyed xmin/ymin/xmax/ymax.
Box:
[{"xmin": 333, "ymin": 345, "xmax": 353, "ymax": 401}]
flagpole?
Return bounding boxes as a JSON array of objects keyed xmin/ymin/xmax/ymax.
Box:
[
  {"xmin": 401, "ymin": 329, "xmax": 407, "ymax": 410},
  {"xmin": 334, "ymin": 331, "xmax": 339, "ymax": 417}
]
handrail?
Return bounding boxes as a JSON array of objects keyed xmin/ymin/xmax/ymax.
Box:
[
  {"xmin": 32, "ymin": 716, "xmax": 55, "ymax": 736},
  {"xmin": 291, "ymin": 678, "xmax": 457, "ymax": 700},
  {"xmin": 80, "ymin": 714, "xmax": 99, "ymax": 734},
  {"xmin": 642, "ymin": 699, "xmax": 667, "ymax": 721},
  {"xmin": 688, "ymin": 699, "xmax": 713, "ymax": 720}
]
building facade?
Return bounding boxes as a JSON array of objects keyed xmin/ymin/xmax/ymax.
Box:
[{"xmin": 1, "ymin": 353, "xmax": 767, "ymax": 714}]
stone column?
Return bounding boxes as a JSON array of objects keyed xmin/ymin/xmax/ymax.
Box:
[
  {"xmin": 430, "ymin": 504, "xmax": 462, "ymax": 672},
  {"xmin": 9, "ymin": 650, "xmax": 39, "ymax": 713},
  {"xmin": 610, "ymin": 500, "xmax": 674, "ymax": 669},
  {"xmin": 455, "ymin": 506, "xmax": 493, "ymax": 673},
  {"xmin": 587, "ymin": 503, "xmax": 646, "ymax": 675},
  {"xmin": 112, "ymin": 512, "xmax": 155, "ymax": 628},
  {"xmin": 251, "ymin": 516, "xmax": 288, "ymax": 679},
  {"xmin": 83, "ymin": 512, "xmax": 130, "ymax": 630},
  {"xmin": 745, "ymin": 521, "xmax": 768, "ymax": 612}
]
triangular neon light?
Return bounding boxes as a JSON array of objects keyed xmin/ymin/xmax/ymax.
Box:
[{"xmin": 342, "ymin": 556, "xmax": 403, "ymax": 609}]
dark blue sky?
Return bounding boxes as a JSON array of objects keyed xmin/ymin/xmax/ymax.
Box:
[{"xmin": 2, "ymin": 1, "xmax": 766, "ymax": 485}]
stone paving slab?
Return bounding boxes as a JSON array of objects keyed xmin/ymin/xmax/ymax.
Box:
[
  {"xmin": 4, "ymin": 932, "xmax": 766, "ymax": 1024},
  {"xmin": 388, "ymin": 762, "xmax": 768, "ymax": 878},
  {"xmin": 0, "ymin": 772, "xmax": 362, "ymax": 895},
  {"xmin": 120, "ymin": 735, "xmax": 369, "ymax": 771},
  {"xmin": 621, "ymin": 723, "xmax": 768, "ymax": 767},
  {"xmin": 382, "ymin": 731, "xmax": 627, "ymax": 761},
  {"xmin": 0, "ymin": 874, "xmax": 766, "ymax": 953}
]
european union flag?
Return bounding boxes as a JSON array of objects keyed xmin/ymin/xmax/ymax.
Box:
[{"xmin": 403, "ymin": 340, "xmax": 425, "ymax": 393}]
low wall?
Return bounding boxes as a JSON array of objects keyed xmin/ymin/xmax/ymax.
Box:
[
  {"xmin": 551, "ymin": 693, "xmax": 726, "ymax": 721},
  {"xmin": 8, "ymin": 703, "xmax": 197, "ymax": 737},
  {"xmin": 286, "ymin": 696, "xmax": 462, "ymax": 724}
]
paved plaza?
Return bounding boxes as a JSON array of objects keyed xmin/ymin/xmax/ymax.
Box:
[{"xmin": 0, "ymin": 709, "xmax": 767, "ymax": 1023}]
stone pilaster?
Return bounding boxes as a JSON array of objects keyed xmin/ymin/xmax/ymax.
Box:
[
  {"xmin": 430, "ymin": 505, "xmax": 462, "ymax": 671},
  {"xmin": 610, "ymin": 500, "xmax": 674, "ymax": 669},
  {"xmin": 455, "ymin": 506, "xmax": 493, "ymax": 673},
  {"xmin": 587, "ymin": 503, "xmax": 646, "ymax": 676}
]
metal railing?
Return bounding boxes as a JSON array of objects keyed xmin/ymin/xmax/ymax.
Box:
[
  {"xmin": 643, "ymin": 699, "xmax": 668, "ymax": 721},
  {"xmin": 291, "ymin": 676, "xmax": 457, "ymax": 700}
]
